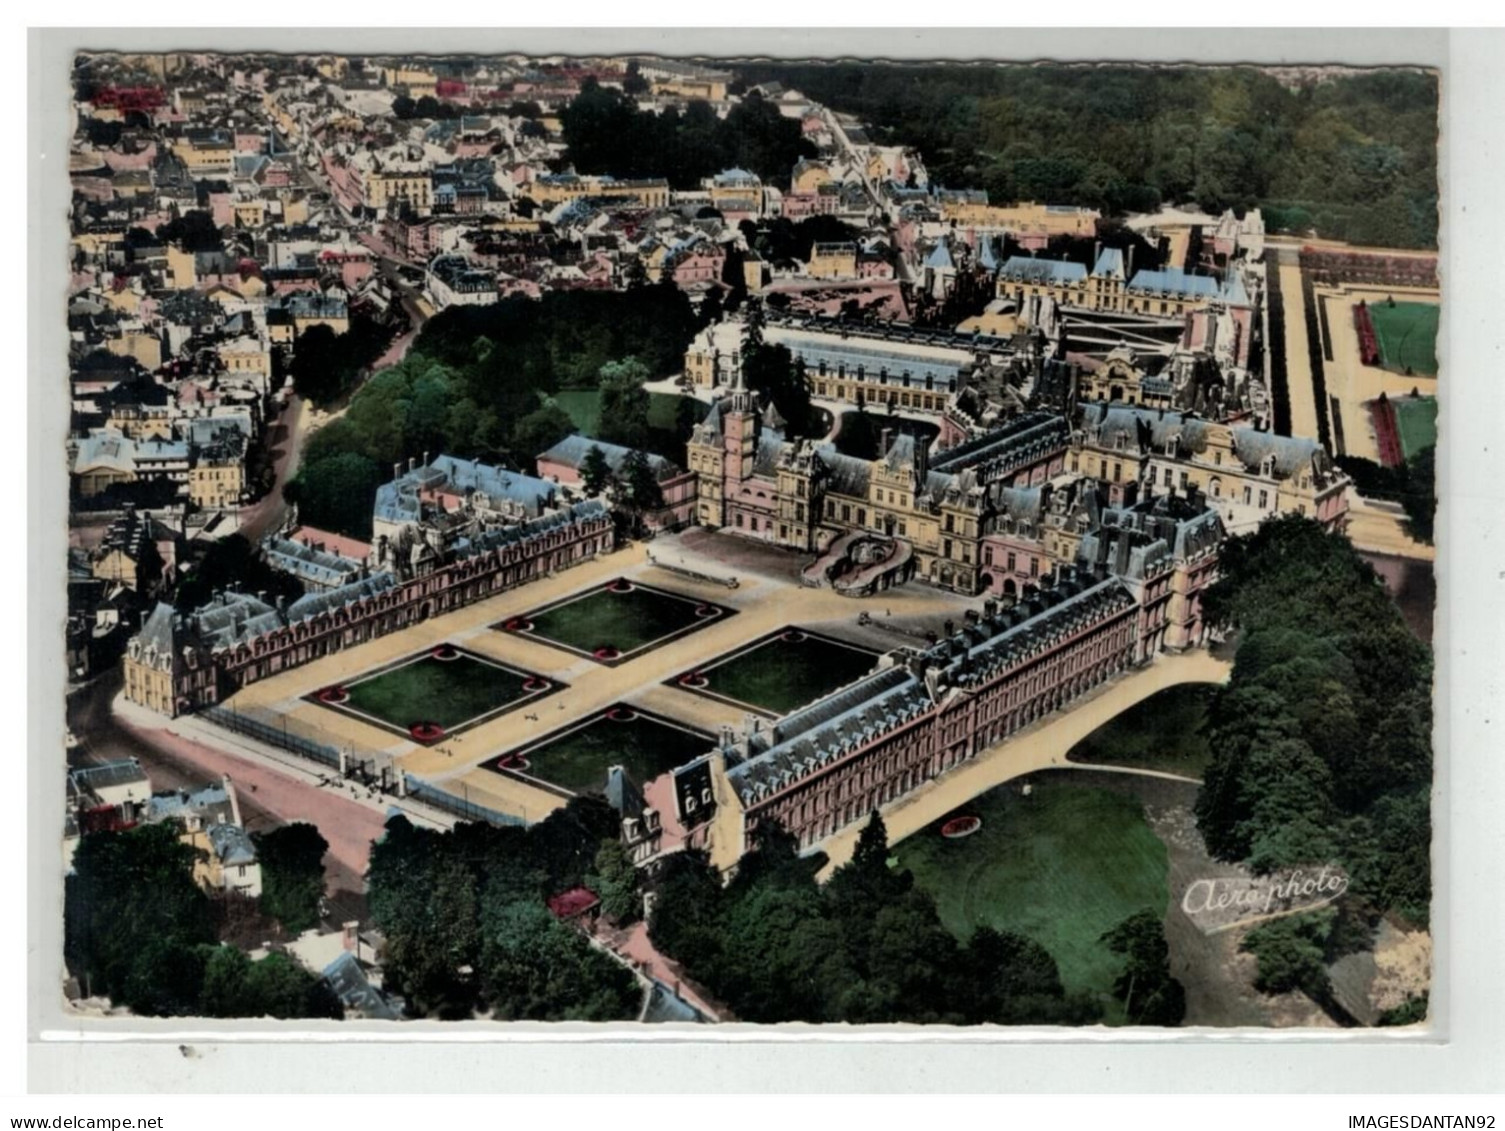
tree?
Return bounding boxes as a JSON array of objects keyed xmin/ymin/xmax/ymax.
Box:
[
  {"xmin": 283, "ymin": 452, "xmax": 384, "ymax": 541},
  {"xmin": 1400, "ymin": 444, "xmax": 1435, "ymax": 544},
  {"xmin": 622, "ymin": 254, "xmax": 649, "ymax": 291},
  {"xmin": 477, "ymin": 899, "xmax": 639, "ymax": 1021},
  {"xmin": 511, "ymin": 403, "xmax": 575, "ymax": 462},
  {"xmin": 253, "ymin": 823, "xmax": 329, "ymax": 935},
  {"xmin": 65, "ymin": 822, "xmax": 215, "ymax": 1015},
  {"xmin": 596, "ymin": 357, "xmax": 652, "ymax": 450},
  {"xmin": 618, "ymin": 449, "xmax": 665, "ymax": 517},
  {"xmin": 587, "ymin": 840, "xmax": 641, "ymax": 924},
  {"xmin": 1241, "ymin": 910, "xmax": 1336, "ymax": 997},
  {"xmin": 579, "ymin": 444, "xmax": 613, "ymax": 497},
  {"xmin": 622, "ymin": 61, "xmax": 649, "ymax": 97},
  {"xmin": 742, "ymin": 295, "xmax": 767, "ymax": 352},
  {"xmin": 159, "ymin": 209, "xmax": 224, "ymax": 253},
  {"xmin": 199, "ymin": 946, "xmax": 342, "ymax": 1019},
  {"xmin": 174, "ymin": 534, "xmax": 303, "ymax": 615},
  {"xmin": 1101, "ymin": 910, "xmax": 1186, "ymax": 1026}
]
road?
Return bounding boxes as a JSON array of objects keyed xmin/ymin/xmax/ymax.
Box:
[
  {"xmin": 67, "ymin": 671, "xmax": 384, "ymax": 922},
  {"xmin": 234, "ymin": 392, "xmax": 308, "ymax": 543}
]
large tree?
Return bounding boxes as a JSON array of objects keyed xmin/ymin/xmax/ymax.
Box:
[
  {"xmin": 1101, "ymin": 911, "xmax": 1187, "ymax": 1026},
  {"xmin": 596, "ymin": 357, "xmax": 652, "ymax": 450},
  {"xmin": 253, "ymin": 823, "xmax": 329, "ymax": 935}
]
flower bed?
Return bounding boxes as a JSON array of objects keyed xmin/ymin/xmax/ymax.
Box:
[
  {"xmin": 940, "ymin": 815, "xmax": 982, "ymax": 839},
  {"xmin": 1354, "ymin": 302, "xmax": 1380, "ymax": 366}
]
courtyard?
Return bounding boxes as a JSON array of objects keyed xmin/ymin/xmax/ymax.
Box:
[{"xmin": 214, "ymin": 532, "xmax": 989, "ymax": 822}]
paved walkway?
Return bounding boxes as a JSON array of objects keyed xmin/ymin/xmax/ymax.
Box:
[
  {"xmin": 815, "ymin": 648, "xmax": 1233, "ymax": 879},
  {"xmin": 599, "ymin": 920, "xmax": 727, "ymax": 1021},
  {"xmin": 1346, "ymin": 491, "xmax": 1435, "ymax": 561},
  {"xmin": 112, "ymin": 697, "xmax": 410, "ymax": 894},
  {"xmin": 1276, "ymin": 261, "xmax": 1324, "ymax": 443}
]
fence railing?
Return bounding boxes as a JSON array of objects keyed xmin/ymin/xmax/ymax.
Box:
[
  {"xmin": 402, "ymin": 775, "xmax": 528, "ymax": 828},
  {"xmin": 200, "ymin": 704, "xmax": 342, "ymax": 770}
]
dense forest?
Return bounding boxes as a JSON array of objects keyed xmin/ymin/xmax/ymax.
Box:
[
  {"xmin": 734, "ymin": 62, "xmax": 1438, "ymax": 248},
  {"xmin": 365, "ymin": 801, "xmax": 641, "ymax": 1020},
  {"xmin": 283, "ymin": 284, "xmax": 700, "ymax": 539},
  {"xmin": 1195, "ymin": 516, "xmax": 1433, "ymax": 1011},
  {"xmin": 560, "ymin": 82, "xmax": 815, "ymax": 189}
]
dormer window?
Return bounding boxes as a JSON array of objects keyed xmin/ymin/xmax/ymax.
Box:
[
  {"xmin": 1114, "ymin": 434, "xmax": 1127, "ymax": 452},
  {"xmin": 1261, "ymin": 455, "xmax": 1277, "ymax": 478}
]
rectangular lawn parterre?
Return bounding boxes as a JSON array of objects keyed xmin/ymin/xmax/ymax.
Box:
[
  {"xmin": 1368, "ymin": 300, "xmax": 1439, "ymax": 377},
  {"xmin": 312, "ymin": 647, "xmax": 556, "ymax": 742},
  {"xmin": 673, "ymin": 628, "xmax": 881, "ymax": 715},
  {"xmin": 1392, "ymin": 395, "xmax": 1438, "ymax": 460},
  {"xmin": 490, "ymin": 706, "xmax": 712, "ymax": 795},
  {"xmin": 895, "ymin": 774, "xmax": 1169, "ymax": 1020},
  {"xmin": 501, "ymin": 579, "xmax": 730, "ymax": 663}
]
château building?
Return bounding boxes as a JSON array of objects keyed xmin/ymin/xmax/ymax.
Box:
[
  {"xmin": 1069, "ymin": 403, "xmax": 1349, "ymax": 533},
  {"xmin": 122, "ymin": 453, "xmax": 613, "ymax": 717},
  {"xmin": 646, "ymin": 495, "xmax": 1223, "ymax": 873}
]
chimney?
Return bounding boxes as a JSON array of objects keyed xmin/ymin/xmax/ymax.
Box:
[
  {"xmin": 879, "ymin": 427, "xmax": 892, "ymax": 457},
  {"xmin": 393, "ymin": 461, "xmax": 403, "ymax": 479},
  {"xmin": 1127, "ymin": 244, "xmax": 1136, "ymax": 280},
  {"xmin": 408, "ymin": 456, "xmax": 417, "ymax": 473}
]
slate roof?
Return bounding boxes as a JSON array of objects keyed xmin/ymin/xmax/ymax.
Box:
[
  {"xmin": 1125, "ymin": 267, "xmax": 1221, "ymax": 300},
  {"xmin": 262, "ymin": 535, "xmax": 367, "ymax": 588},
  {"xmin": 998, "ymin": 256, "xmax": 1087, "ymax": 285},
  {"xmin": 73, "ymin": 429, "xmax": 136, "ymax": 475},
  {"xmin": 929, "ymin": 412, "xmax": 1069, "ymax": 475},
  {"xmin": 776, "ymin": 330, "xmax": 968, "ymax": 388},
  {"xmin": 922, "ymin": 241, "xmax": 955, "ymax": 271},
  {"xmin": 539, "ymin": 433, "xmax": 682, "ymax": 479},
  {"xmin": 1093, "ymin": 247, "xmax": 1126, "ymax": 278},
  {"xmin": 722, "ymin": 574, "xmax": 1136, "ymax": 806},
  {"xmin": 375, "ymin": 455, "xmax": 558, "ymax": 525},
  {"xmin": 1230, "ymin": 427, "xmax": 1326, "ymax": 480},
  {"xmin": 205, "ymin": 822, "xmax": 257, "ymax": 867}
]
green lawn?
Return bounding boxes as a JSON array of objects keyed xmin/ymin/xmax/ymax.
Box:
[
  {"xmin": 497, "ymin": 710, "xmax": 712, "ymax": 795},
  {"xmin": 896, "ymin": 777, "xmax": 1169, "ymax": 1014},
  {"xmin": 1065, "ymin": 683, "xmax": 1216, "ymax": 778},
  {"xmin": 519, "ymin": 582, "xmax": 725, "ymax": 660},
  {"xmin": 550, "ymin": 390, "xmax": 708, "ymax": 437},
  {"xmin": 1367, "ymin": 301, "xmax": 1439, "ymax": 377},
  {"xmin": 340, "ymin": 653, "xmax": 540, "ymax": 732},
  {"xmin": 689, "ymin": 631, "xmax": 880, "ymax": 715},
  {"xmin": 1392, "ymin": 395, "xmax": 1438, "ymax": 460}
]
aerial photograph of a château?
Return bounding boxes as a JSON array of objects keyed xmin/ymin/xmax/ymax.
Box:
[{"xmin": 60, "ymin": 48, "xmax": 1438, "ymax": 1028}]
